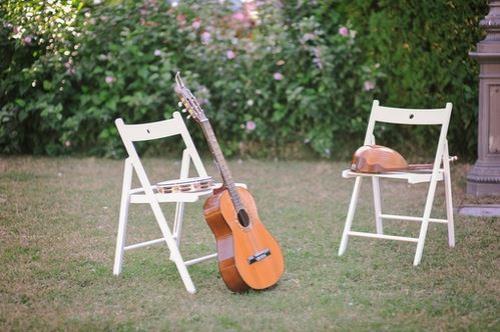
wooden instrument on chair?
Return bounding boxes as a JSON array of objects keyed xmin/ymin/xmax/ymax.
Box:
[
  {"xmin": 174, "ymin": 72, "xmax": 284, "ymax": 292},
  {"xmin": 351, "ymin": 145, "xmax": 457, "ymax": 173}
]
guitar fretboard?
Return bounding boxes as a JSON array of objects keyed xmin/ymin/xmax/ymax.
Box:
[{"xmin": 200, "ymin": 120, "xmax": 244, "ymax": 212}]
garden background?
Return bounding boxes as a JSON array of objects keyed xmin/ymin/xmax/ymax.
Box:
[{"xmin": 0, "ymin": 0, "xmax": 488, "ymax": 160}]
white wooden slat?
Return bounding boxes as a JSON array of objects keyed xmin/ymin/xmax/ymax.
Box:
[
  {"xmin": 125, "ymin": 241, "xmax": 217, "ymax": 264},
  {"xmin": 341, "ymin": 169, "xmax": 444, "ymax": 184},
  {"xmin": 129, "ymin": 190, "xmax": 212, "ymax": 204},
  {"xmin": 116, "ymin": 116, "xmax": 184, "ymax": 142},
  {"xmin": 184, "ymin": 253, "xmax": 218, "ymax": 266},
  {"xmin": 348, "ymin": 231, "xmax": 418, "ymax": 242},
  {"xmin": 124, "ymin": 238, "xmax": 166, "ymax": 251},
  {"xmin": 373, "ymin": 104, "xmax": 451, "ymax": 125},
  {"xmin": 380, "ymin": 214, "xmax": 448, "ymax": 224}
]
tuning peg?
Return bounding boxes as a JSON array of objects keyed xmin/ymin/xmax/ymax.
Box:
[
  {"xmin": 178, "ymin": 102, "xmax": 183, "ymax": 108},
  {"xmin": 182, "ymin": 108, "xmax": 187, "ymax": 113},
  {"xmin": 187, "ymin": 114, "xmax": 192, "ymax": 119}
]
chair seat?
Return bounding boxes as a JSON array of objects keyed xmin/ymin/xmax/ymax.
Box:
[
  {"xmin": 342, "ymin": 168, "xmax": 444, "ymax": 184},
  {"xmin": 130, "ymin": 189, "xmax": 213, "ymax": 203}
]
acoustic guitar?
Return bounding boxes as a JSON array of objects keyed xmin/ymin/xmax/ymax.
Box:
[{"xmin": 174, "ymin": 73, "xmax": 284, "ymax": 292}]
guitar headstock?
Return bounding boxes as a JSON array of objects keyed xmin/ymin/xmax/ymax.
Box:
[{"xmin": 174, "ymin": 72, "xmax": 208, "ymax": 123}]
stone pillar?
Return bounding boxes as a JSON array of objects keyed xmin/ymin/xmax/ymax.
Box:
[{"xmin": 467, "ymin": 0, "xmax": 500, "ymax": 196}]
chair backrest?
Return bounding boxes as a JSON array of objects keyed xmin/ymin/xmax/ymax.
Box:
[
  {"xmin": 363, "ymin": 100, "xmax": 453, "ymax": 168},
  {"xmin": 115, "ymin": 111, "xmax": 207, "ymax": 178}
]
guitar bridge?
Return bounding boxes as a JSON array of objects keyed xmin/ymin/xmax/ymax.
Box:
[{"xmin": 248, "ymin": 249, "xmax": 271, "ymax": 264}]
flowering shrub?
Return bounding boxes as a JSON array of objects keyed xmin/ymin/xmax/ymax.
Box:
[
  {"xmin": 0, "ymin": 0, "xmax": 83, "ymax": 154},
  {"xmin": 0, "ymin": 0, "xmax": 379, "ymax": 157},
  {"xmin": 1, "ymin": 0, "xmax": 187, "ymax": 156},
  {"xmin": 0, "ymin": 0, "xmax": 484, "ymax": 159},
  {"xmin": 170, "ymin": 1, "xmax": 381, "ymax": 157}
]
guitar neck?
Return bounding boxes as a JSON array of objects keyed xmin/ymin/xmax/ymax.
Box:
[
  {"xmin": 407, "ymin": 163, "xmax": 433, "ymax": 170},
  {"xmin": 199, "ymin": 120, "xmax": 244, "ymax": 211}
]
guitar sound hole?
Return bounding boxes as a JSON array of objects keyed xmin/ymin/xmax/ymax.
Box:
[{"xmin": 237, "ymin": 209, "xmax": 250, "ymax": 227}]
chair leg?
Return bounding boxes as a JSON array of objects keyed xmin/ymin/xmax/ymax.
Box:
[
  {"xmin": 170, "ymin": 202, "xmax": 185, "ymax": 261},
  {"xmin": 339, "ymin": 177, "xmax": 363, "ymax": 256},
  {"xmin": 171, "ymin": 149, "xmax": 189, "ymax": 258},
  {"xmin": 149, "ymin": 200, "xmax": 196, "ymax": 294},
  {"xmin": 443, "ymin": 147, "xmax": 455, "ymax": 247},
  {"xmin": 444, "ymin": 173, "xmax": 455, "ymax": 247},
  {"xmin": 113, "ymin": 158, "xmax": 133, "ymax": 275},
  {"xmin": 173, "ymin": 202, "xmax": 185, "ymax": 247},
  {"xmin": 372, "ymin": 177, "xmax": 383, "ymax": 234},
  {"xmin": 413, "ymin": 178, "xmax": 439, "ymax": 266}
]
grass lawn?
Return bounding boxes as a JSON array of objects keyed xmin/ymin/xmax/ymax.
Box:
[{"xmin": 0, "ymin": 156, "xmax": 498, "ymax": 331}]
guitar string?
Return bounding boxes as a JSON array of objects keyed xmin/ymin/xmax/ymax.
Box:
[
  {"xmin": 204, "ymin": 128, "xmax": 262, "ymax": 253},
  {"xmin": 206, "ymin": 124, "xmax": 261, "ymax": 253},
  {"xmin": 181, "ymin": 86, "xmax": 267, "ymax": 257}
]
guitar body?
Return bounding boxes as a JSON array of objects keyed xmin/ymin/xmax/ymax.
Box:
[{"xmin": 204, "ymin": 187, "xmax": 285, "ymax": 292}]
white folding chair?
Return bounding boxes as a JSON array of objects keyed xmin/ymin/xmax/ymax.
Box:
[
  {"xmin": 113, "ymin": 111, "xmax": 217, "ymax": 294},
  {"xmin": 338, "ymin": 100, "xmax": 455, "ymax": 266}
]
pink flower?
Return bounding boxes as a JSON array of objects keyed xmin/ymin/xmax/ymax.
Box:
[
  {"xmin": 201, "ymin": 31, "xmax": 211, "ymax": 45},
  {"xmin": 192, "ymin": 18, "xmax": 201, "ymax": 30},
  {"xmin": 154, "ymin": 49, "xmax": 162, "ymax": 56},
  {"xmin": 64, "ymin": 60, "xmax": 75, "ymax": 75},
  {"xmin": 233, "ymin": 12, "xmax": 246, "ymax": 21},
  {"xmin": 105, "ymin": 76, "xmax": 115, "ymax": 84},
  {"xmin": 273, "ymin": 72, "xmax": 284, "ymax": 81},
  {"xmin": 338, "ymin": 26, "xmax": 349, "ymax": 37},
  {"xmin": 245, "ymin": 120, "xmax": 256, "ymax": 131},
  {"xmin": 363, "ymin": 80, "xmax": 375, "ymax": 91},
  {"xmin": 226, "ymin": 50, "xmax": 236, "ymax": 59},
  {"xmin": 301, "ymin": 33, "xmax": 315, "ymax": 42},
  {"xmin": 176, "ymin": 14, "xmax": 186, "ymax": 26},
  {"xmin": 23, "ymin": 35, "xmax": 33, "ymax": 45}
]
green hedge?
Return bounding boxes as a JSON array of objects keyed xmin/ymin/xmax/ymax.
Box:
[
  {"xmin": 0, "ymin": 0, "xmax": 488, "ymax": 160},
  {"xmin": 335, "ymin": 0, "xmax": 488, "ymax": 160}
]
